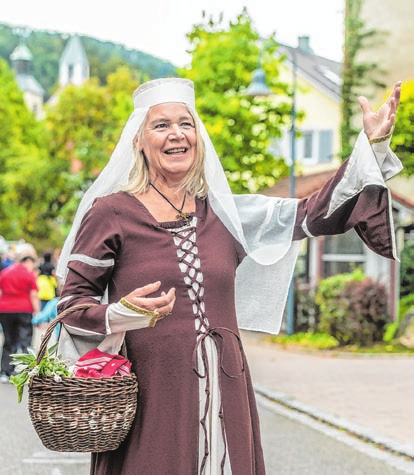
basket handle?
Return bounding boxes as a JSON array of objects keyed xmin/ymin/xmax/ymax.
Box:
[{"xmin": 36, "ymin": 303, "xmax": 98, "ymax": 364}]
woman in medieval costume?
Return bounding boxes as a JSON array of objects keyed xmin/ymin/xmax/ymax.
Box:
[{"xmin": 57, "ymin": 78, "xmax": 402, "ymax": 474}]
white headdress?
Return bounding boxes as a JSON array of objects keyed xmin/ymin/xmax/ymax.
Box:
[{"xmin": 57, "ymin": 78, "xmax": 300, "ymax": 334}]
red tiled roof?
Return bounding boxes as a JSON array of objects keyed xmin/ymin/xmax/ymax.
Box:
[{"xmin": 262, "ymin": 170, "xmax": 337, "ymax": 199}]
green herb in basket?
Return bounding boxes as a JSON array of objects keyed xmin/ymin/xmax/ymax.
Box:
[{"xmin": 10, "ymin": 343, "xmax": 73, "ymax": 403}]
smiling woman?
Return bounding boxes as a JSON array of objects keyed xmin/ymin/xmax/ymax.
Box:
[
  {"xmin": 131, "ymin": 103, "xmax": 199, "ymax": 222},
  {"xmin": 56, "ymin": 77, "xmax": 403, "ymax": 474}
]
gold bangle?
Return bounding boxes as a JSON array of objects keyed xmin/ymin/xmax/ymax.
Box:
[
  {"xmin": 369, "ymin": 128, "xmax": 393, "ymax": 144},
  {"xmin": 119, "ymin": 298, "xmax": 159, "ymax": 318},
  {"xmin": 148, "ymin": 315, "xmax": 159, "ymax": 328}
]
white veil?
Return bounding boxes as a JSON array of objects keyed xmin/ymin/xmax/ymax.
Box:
[{"xmin": 57, "ymin": 78, "xmax": 300, "ymax": 334}]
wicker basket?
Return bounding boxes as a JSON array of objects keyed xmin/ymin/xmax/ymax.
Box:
[{"xmin": 28, "ymin": 303, "xmax": 138, "ymax": 453}]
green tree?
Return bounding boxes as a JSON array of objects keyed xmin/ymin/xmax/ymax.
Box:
[
  {"xmin": 105, "ymin": 66, "xmax": 143, "ymax": 140},
  {"xmin": 43, "ymin": 68, "xmax": 140, "ymax": 233},
  {"xmin": 0, "ymin": 58, "xmax": 53, "ymax": 241},
  {"xmin": 341, "ymin": 0, "xmax": 386, "ymax": 160},
  {"xmin": 180, "ymin": 10, "xmax": 291, "ymax": 193},
  {"xmin": 399, "ymin": 240, "xmax": 414, "ymax": 298},
  {"xmin": 390, "ymin": 80, "xmax": 414, "ymax": 176},
  {"xmin": 44, "ymin": 79, "xmax": 110, "ymax": 231}
]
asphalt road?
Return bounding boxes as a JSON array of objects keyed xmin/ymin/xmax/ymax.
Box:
[{"xmin": 1, "ymin": 381, "xmax": 413, "ymax": 474}]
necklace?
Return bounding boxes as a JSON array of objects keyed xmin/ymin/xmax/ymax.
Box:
[{"xmin": 150, "ymin": 183, "xmax": 192, "ymax": 225}]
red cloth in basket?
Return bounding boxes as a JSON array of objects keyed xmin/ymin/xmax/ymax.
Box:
[{"xmin": 73, "ymin": 348, "xmax": 131, "ymax": 378}]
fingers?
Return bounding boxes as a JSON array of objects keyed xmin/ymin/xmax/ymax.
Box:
[
  {"xmin": 152, "ymin": 287, "xmax": 176, "ymax": 310},
  {"xmin": 390, "ymin": 81, "xmax": 402, "ymax": 118},
  {"xmin": 132, "ymin": 281, "xmax": 162, "ymax": 297},
  {"xmin": 358, "ymin": 95, "xmax": 371, "ymax": 114},
  {"xmin": 123, "ymin": 283, "xmax": 176, "ymax": 315},
  {"xmin": 155, "ymin": 288, "xmax": 176, "ymax": 318}
]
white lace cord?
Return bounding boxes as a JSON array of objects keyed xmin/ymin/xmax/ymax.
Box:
[{"xmin": 169, "ymin": 221, "xmax": 233, "ymax": 474}]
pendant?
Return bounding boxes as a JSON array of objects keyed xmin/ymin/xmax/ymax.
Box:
[{"xmin": 177, "ymin": 212, "xmax": 191, "ymax": 225}]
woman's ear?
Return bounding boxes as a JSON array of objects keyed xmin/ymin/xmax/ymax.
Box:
[{"xmin": 137, "ymin": 140, "xmax": 144, "ymax": 154}]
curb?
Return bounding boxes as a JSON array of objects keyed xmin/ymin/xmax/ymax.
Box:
[{"xmin": 254, "ymin": 383, "xmax": 414, "ymax": 461}]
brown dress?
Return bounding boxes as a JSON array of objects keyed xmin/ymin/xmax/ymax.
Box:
[
  {"xmin": 59, "ymin": 152, "xmax": 396, "ymax": 473},
  {"xmin": 59, "ymin": 192, "xmax": 264, "ymax": 474}
]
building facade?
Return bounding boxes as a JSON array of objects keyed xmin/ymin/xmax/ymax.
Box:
[{"xmin": 59, "ymin": 35, "xmax": 90, "ymax": 87}]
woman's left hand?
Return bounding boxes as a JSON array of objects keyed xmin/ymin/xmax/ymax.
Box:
[{"xmin": 358, "ymin": 81, "xmax": 402, "ymax": 141}]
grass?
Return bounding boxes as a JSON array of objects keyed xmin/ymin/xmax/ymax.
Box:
[{"xmin": 266, "ymin": 332, "xmax": 414, "ymax": 354}]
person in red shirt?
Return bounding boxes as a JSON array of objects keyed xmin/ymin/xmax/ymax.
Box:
[{"xmin": 0, "ymin": 244, "xmax": 40, "ymax": 383}]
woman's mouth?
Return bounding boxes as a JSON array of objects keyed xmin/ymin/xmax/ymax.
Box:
[{"xmin": 164, "ymin": 147, "xmax": 187, "ymax": 155}]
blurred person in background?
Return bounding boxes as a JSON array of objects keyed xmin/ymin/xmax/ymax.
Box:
[
  {"xmin": 0, "ymin": 244, "xmax": 40, "ymax": 383},
  {"xmin": 1, "ymin": 251, "xmax": 14, "ymax": 270},
  {"xmin": 37, "ymin": 250, "xmax": 57, "ymax": 310}
]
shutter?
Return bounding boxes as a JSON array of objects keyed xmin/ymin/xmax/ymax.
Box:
[{"xmin": 318, "ymin": 130, "xmax": 333, "ymax": 163}]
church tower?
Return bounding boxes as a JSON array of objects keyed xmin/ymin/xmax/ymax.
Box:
[
  {"xmin": 59, "ymin": 35, "xmax": 90, "ymax": 87},
  {"xmin": 10, "ymin": 42, "xmax": 45, "ymax": 119}
]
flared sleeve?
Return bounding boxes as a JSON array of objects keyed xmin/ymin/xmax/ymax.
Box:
[
  {"xmin": 293, "ymin": 131, "xmax": 403, "ymax": 260},
  {"xmin": 234, "ymin": 131, "xmax": 402, "ymax": 334}
]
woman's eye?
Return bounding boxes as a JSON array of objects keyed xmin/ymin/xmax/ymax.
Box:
[
  {"xmin": 155, "ymin": 123, "xmax": 167, "ymax": 129},
  {"xmin": 181, "ymin": 122, "xmax": 194, "ymax": 128}
]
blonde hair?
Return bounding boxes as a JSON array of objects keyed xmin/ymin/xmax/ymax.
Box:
[{"xmin": 121, "ymin": 106, "xmax": 209, "ymax": 198}]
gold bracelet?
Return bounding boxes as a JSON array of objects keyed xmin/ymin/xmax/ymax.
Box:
[
  {"xmin": 148, "ymin": 315, "xmax": 159, "ymax": 328},
  {"xmin": 369, "ymin": 128, "xmax": 393, "ymax": 145},
  {"xmin": 119, "ymin": 298, "xmax": 159, "ymax": 318}
]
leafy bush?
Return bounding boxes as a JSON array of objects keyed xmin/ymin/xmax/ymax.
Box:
[
  {"xmin": 399, "ymin": 242, "xmax": 414, "ymax": 298},
  {"xmin": 382, "ymin": 294, "xmax": 414, "ymax": 344},
  {"xmin": 383, "ymin": 322, "xmax": 399, "ymax": 342},
  {"xmin": 399, "ymin": 293, "xmax": 414, "ymax": 321},
  {"xmin": 294, "ymin": 283, "xmax": 319, "ymax": 333},
  {"xmin": 315, "ymin": 269, "xmax": 389, "ymax": 347}
]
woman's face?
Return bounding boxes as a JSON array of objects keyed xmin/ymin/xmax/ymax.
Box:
[{"xmin": 140, "ymin": 102, "xmax": 197, "ymax": 183}]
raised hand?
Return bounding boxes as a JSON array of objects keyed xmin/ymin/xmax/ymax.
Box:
[{"xmin": 358, "ymin": 81, "xmax": 402, "ymax": 141}]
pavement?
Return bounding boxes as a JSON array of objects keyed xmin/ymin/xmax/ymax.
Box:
[
  {"xmin": 240, "ymin": 330, "xmax": 414, "ymax": 461},
  {"xmin": 2, "ymin": 328, "xmax": 414, "ymax": 464}
]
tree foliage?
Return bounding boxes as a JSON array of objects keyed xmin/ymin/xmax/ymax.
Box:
[
  {"xmin": 180, "ymin": 10, "xmax": 291, "ymax": 193},
  {"xmin": 0, "ymin": 58, "xmax": 53, "ymax": 241},
  {"xmin": 390, "ymin": 80, "xmax": 414, "ymax": 176},
  {"xmin": 43, "ymin": 68, "xmax": 139, "ymax": 233},
  {"xmin": 399, "ymin": 241, "xmax": 414, "ymax": 298},
  {"xmin": 0, "ymin": 10, "xmax": 295, "ymax": 243},
  {"xmin": 341, "ymin": 0, "xmax": 386, "ymax": 160},
  {"xmin": 0, "ymin": 60, "xmax": 141, "ymax": 244}
]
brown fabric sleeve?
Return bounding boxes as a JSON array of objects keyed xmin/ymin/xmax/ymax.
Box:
[
  {"xmin": 293, "ymin": 158, "xmax": 396, "ymax": 260},
  {"xmin": 58, "ymin": 197, "xmax": 123, "ymax": 333}
]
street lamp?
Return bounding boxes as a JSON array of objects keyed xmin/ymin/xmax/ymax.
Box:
[
  {"xmin": 245, "ymin": 42, "xmax": 298, "ymax": 335},
  {"xmin": 244, "ymin": 68, "xmax": 272, "ymax": 97}
]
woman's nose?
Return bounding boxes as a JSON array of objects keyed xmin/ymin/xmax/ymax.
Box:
[{"xmin": 169, "ymin": 124, "xmax": 184, "ymax": 139}]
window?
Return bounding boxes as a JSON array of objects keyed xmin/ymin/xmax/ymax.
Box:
[
  {"xmin": 297, "ymin": 129, "xmax": 333, "ymax": 165},
  {"xmin": 318, "ymin": 130, "xmax": 333, "ymax": 163},
  {"xmin": 303, "ymin": 131, "xmax": 313, "ymax": 159},
  {"xmin": 68, "ymin": 64, "xmax": 74, "ymax": 81},
  {"xmin": 322, "ymin": 229, "xmax": 365, "ymax": 277},
  {"xmin": 273, "ymin": 128, "xmax": 334, "ymax": 166}
]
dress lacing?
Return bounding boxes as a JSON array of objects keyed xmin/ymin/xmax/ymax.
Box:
[{"xmin": 165, "ymin": 216, "xmax": 244, "ymax": 475}]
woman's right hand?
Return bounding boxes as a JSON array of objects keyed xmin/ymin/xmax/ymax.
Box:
[{"xmin": 123, "ymin": 281, "xmax": 176, "ymax": 318}]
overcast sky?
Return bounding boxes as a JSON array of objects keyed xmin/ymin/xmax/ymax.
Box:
[{"xmin": 2, "ymin": 0, "xmax": 345, "ymax": 66}]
